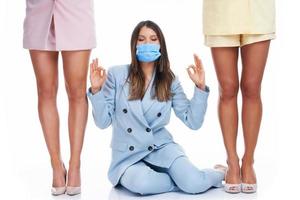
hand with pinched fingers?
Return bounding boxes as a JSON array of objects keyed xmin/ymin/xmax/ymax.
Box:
[
  {"xmin": 89, "ymin": 58, "xmax": 107, "ymax": 94},
  {"xmin": 186, "ymin": 54, "xmax": 206, "ymax": 91}
]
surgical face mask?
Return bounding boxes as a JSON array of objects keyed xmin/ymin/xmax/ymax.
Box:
[{"xmin": 136, "ymin": 43, "xmax": 161, "ymax": 62}]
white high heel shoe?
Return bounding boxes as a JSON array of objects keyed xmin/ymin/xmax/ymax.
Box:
[
  {"xmin": 51, "ymin": 187, "xmax": 66, "ymax": 196},
  {"xmin": 51, "ymin": 164, "xmax": 67, "ymax": 196},
  {"xmin": 241, "ymin": 183, "xmax": 257, "ymax": 193},
  {"xmin": 214, "ymin": 164, "xmax": 241, "ymax": 193},
  {"xmin": 224, "ymin": 183, "xmax": 242, "ymax": 193},
  {"xmin": 66, "ymin": 186, "xmax": 81, "ymax": 196},
  {"xmin": 224, "ymin": 170, "xmax": 241, "ymax": 193},
  {"xmin": 241, "ymin": 160, "xmax": 257, "ymax": 193},
  {"xmin": 66, "ymin": 168, "xmax": 81, "ymax": 196}
]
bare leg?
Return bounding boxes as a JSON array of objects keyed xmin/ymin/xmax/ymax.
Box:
[
  {"xmin": 61, "ymin": 50, "xmax": 91, "ymax": 187},
  {"xmin": 211, "ymin": 47, "xmax": 240, "ymax": 184},
  {"xmin": 240, "ymin": 40, "xmax": 271, "ymax": 183},
  {"xmin": 29, "ymin": 50, "xmax": 66, "ymax": 187}
]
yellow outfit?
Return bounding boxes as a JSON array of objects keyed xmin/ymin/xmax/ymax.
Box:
[{"xmin": 203, "ymin": 0, "xmax": 276, "ymax": 47}]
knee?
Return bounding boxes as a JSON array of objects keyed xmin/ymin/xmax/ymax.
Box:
[
  {"xmin": 219, "ymin": 81, "xmax": 239, "ymax": 102},
  {"xmin": 241, "ymin": 80, "xmax": 261, "ymax": 100},
  {"xmin": 37, "ymin": 84, "xmax": 57, "ymax": 100},
  {"xmin": 177, "ymin": 173, "xmax": 210, "ymax": 194},
  {"xmin": 65, "ymin": 84, "xmax": 86, "ymax": 103},
  {"xmin": 121, "ymin": 171, "xmax": 154, "ymax": 195},
  {"xmin": 133, "ymin": 179, "xmax": 154, "ymax": 195}
]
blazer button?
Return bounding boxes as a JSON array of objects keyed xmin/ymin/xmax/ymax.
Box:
[
  {"xmin": 148, "ymin": 146, "xmax": 153, "ymax": 151},
  {"xmin": 146, "ymin": 127, "xmax": 151, "ymax": 132},
  {"xmin": 127, "ymin": 128, "xmax": 132, "ymax": 133},
  {"xmin": 129, "ymin": 146, "xmax": 134, "ymax": 151},
  {"xmin": 157, "ymin": 112, "xmax": 161, "ymax": 117},
  {"xmin": 123, "ymin": 108, "xmax": 127, "ymax": 113}
]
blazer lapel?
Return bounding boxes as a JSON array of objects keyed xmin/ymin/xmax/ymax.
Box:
[{"xmin": 121, "ymin": 79, "xmax": 149, "ymax": 127}]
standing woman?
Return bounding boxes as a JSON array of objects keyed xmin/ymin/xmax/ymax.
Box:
[
  {"xmin": 203, "ymin": 0, "xmax": 276, "ymax": 193},
  {"xmin": 23, "ymin": 0, "xmax": 96, "ymax": 196}
]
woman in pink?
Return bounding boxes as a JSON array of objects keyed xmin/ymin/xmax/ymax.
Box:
[{"xmin": 23, "ymin": 0, "xmax": 96, "ymax": 196}]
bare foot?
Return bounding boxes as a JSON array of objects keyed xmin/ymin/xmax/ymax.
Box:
[
  {"xmin": 52, "ymin": 162, "xmax": 66, "ymax": 187},
  {"xmin": 67, "ymin": 164, "xmax": 81, "ymax": 187},
  {"xmin": 241, "ymin": 162, "xmax": 256, "ymax": 184},
  {"xmin": 225, "ymin": 159, "xmax": 241, "ymax": 184}
]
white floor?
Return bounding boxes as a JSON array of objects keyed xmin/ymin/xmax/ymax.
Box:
[{"xmin": 0, "ymin": 151, "xmax": 289, "ymax": 200}]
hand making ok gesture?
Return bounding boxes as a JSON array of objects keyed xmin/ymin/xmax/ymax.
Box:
[
  {"xmin": 187, "ymin": 54, "xmax": 206, "ymax": 91},
  {"xmin": 90, "ymin": 58, "xmax": 107, "ymax": 94}
]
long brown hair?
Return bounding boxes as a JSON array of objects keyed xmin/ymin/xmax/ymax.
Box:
[{"xmin": 127, "ymin": 20, "xmax": 175, "ymax": 102}]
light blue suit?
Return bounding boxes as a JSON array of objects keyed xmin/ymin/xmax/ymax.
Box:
[{"xmin": 88, "ymin": 65, "xmax": 224, "ymax": 195}]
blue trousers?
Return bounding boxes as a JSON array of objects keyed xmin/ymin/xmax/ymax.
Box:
[{"xmin": 119, "ymin": 156, "xmax": 224, "ymax": 195}]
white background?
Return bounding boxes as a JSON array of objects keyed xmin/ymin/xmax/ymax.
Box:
[{"xmin": 0, "ymin": 0, "xmax": 299, "ymax": 199}]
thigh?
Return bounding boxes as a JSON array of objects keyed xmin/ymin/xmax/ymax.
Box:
[
  {"xmin": 29, "ymin": 50, "xmax": 59, "ymax": 92},
  {"xmin": 240, "ymin": 40, "xmax": 271, "ymax": 89},
  {"xmin": 120, "ymin": 161, "xmax": 175, "ymax": 195},
  {"xmin": 61, "ymin": 50, "xmax": 91, "ymax": 91},
  {"xmin": 211, "ymin": 47, "xmax": 239, "ymax": 91},
  {"xmin": 168, "ymin": 157, "xmax": 201, "ymax": 182}
]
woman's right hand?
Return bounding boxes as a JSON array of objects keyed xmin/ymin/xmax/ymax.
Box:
[{"xmin": 90, "ymin": 58, "xmax": 107, "ymax": 94}]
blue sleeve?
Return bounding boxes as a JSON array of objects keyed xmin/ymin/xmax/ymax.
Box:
[
  {"xmin": 87, "ymin": 69, "xmax": 116, "ymax": 129},
  {"xmin": 171, "ymin": 77, "xmax": 209, "ymax": 130}
]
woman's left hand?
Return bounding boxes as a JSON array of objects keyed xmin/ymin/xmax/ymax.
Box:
[{"xmin": 187, "ymin": 54, "xmax": 206, "ymax": 90}]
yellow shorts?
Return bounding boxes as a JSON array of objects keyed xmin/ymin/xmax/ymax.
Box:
[{"xmin": 204, "ymin": 33, "xmax": 276, "ymax": 47}]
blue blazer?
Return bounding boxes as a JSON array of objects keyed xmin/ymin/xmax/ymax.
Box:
[{"xmin": 87, "ymin": 65, "xmax": 209, "ymax": 186}]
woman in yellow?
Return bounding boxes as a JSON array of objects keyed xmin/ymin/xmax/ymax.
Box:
[{"xmin": 203, "ymin": 0, "xmax": 276, "ymax": 194}]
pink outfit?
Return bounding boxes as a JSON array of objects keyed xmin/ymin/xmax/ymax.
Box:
[{"xmin": 23, "ymin": 0, "xmax": 96, "ymax": 51}]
